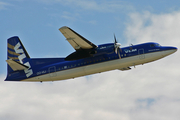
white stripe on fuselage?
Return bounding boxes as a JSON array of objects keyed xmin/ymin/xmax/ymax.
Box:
[{"xmin": 23, "ymin": 50, "xmax": 171, "ymax": 82}]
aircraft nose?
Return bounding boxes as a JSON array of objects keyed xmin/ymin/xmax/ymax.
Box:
[
  {"xmin": 162, "ymin": 46, "xmax": 177, "ymax": 56},
  {"xmin": 167, "ymin": 46, "xmax": 177, "ymax": 52}
]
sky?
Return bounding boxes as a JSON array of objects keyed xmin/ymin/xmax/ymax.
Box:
[{"xmin": 0, "ymin": 0, "xmax": 180, "ymax": 120}]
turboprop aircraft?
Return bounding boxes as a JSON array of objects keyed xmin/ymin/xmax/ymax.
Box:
[{"xmin": 5, "ymin": 26, "xmax": 177, "ymax": 82}]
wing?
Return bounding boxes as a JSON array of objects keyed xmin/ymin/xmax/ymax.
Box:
[{"xmin": 59, "ymin": 26, "xmax": 97, "ymax": 50}]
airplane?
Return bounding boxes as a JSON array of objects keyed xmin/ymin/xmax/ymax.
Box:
[{"xmin": 5, "ymin": 26, "xmax": 177, "ymax": 82}]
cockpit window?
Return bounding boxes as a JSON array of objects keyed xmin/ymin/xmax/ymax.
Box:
[
  {"xmin": 150, "ymin": 44, "xmax": 155, "ymax": 47},
  {"xmin": 150, "ymin": 43, "xmax": 161, "ymax": 47},
  {"xmin": 156, "ymin": 44, "xmax": 161, "ymax": 47}
]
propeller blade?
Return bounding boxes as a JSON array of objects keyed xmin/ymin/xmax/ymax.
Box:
[
  {"xmin": 117, "ymin": 49, "xmax": 121, "ymax": 59},
  {"xmin": 114, "ymin": 34, "xmax": 117, "ymax": 43},
  {"xmin": 115, "ymin": 47, "xmax": 117, "ymax": 54},
  {"xmin": 113, "ymin": 34, "xmax": 122, "ymax": 59},
  {"xmin": 119, "ymin": 47, "xmax": 122, "ymax": 53}
]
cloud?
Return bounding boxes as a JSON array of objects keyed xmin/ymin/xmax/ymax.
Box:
[
  {"xmin": 88, "ymin": 20, "xmax": 97, "ymax": 25},
  {"xmin": 40, "ymin": 0, "xmax": 130, "ymax": 12},
  {"xmin": 60, "ymin": 11, "xmax": 80, "ymax": 21},
  {"xmin": 123, "ymin": 11, "xmax": 180, "ymax": 119},
  {"xmin": 0, "ymin": 2, "xmax": 10, "ymax": 10},
  {"xmin": 125, "ymin": 11, "xmax": 180, "ymax": 46},
  {"xmin": 1, "ymin": 11, "xmax": 180, "ymax": 120}
]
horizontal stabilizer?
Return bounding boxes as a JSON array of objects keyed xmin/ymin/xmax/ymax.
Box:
[{"xmin": 6, "ymin": 59, "xmax": 29, "ymax": 71}]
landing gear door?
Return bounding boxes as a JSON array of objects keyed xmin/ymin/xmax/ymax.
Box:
[{"xmin": 138, "ymin": 49, "xmax": 145, "ymax": 59}]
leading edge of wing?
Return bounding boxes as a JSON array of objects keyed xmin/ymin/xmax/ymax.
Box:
[{"xmin": 59, "ymin": 26, "xmax": 97, "ymax": 50}]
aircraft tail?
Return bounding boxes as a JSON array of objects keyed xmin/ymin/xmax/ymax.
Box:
[{"xmin": 5, "ymin": 36, "xmax": 33, "ymax": 81}]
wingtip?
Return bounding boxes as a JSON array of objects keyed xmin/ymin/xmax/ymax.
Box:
[{"xmin": 59, "ymin": 26, "xmax": 69, "ymax": 30}]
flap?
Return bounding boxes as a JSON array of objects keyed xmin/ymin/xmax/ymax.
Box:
[{"xmin": 59, "ymin": 26, "xmax": 97, "ymax": 50}]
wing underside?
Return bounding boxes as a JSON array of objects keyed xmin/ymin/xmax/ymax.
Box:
[{"xmin": 59, "ymin": 26, "xmax": 97, "ymax": 50}]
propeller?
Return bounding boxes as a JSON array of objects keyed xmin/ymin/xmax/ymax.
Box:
[{"xmin": 114, "ymin": 34, "xmax": 122, "ymax": 59}]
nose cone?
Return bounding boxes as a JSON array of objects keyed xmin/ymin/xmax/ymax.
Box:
[{"xmin": 163, "ymin": 46, "xmax": 177, "ymax": 56}]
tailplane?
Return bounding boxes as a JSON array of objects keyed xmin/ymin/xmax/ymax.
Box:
[{"xmin": 5, "ymin": 36, "xmax": 33, "ymax": 81}]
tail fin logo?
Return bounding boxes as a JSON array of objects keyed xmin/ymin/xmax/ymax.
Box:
[{"xmin": 14, "ymin": 42, "xmax": 33, "ymax": 77}]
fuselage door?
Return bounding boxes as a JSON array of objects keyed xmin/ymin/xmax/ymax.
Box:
[
  {"xmin": 48, "ymin": 66, "xmax": 57, "ymax": 77},
  {"xmin": 138, "ymin": 49, "xmax": 145, "ymax": 59}
]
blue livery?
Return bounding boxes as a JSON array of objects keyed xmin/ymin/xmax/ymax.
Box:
[{"xmin": 5, "ymin": 26, "xmax": 177, "ymax": 82}]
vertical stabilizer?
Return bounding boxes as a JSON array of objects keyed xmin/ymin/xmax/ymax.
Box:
[{"xmin": 5, "ymin": 36, "xmax": 33, "ymax": 81}]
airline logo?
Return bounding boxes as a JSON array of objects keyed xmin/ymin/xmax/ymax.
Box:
[
  {"xmin": 14, "ymin": 42, "xmax": 33, "ymax": 77},
  {"xmin": 124, "ymin": 49, "xmax": 137, "ymax": 53}
]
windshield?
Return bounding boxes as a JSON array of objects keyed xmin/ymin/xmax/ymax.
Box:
[{"xmin": 150, "ymin": 43, "xmax": 161, "ymax": 47}]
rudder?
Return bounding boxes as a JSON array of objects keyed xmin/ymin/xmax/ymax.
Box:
[{"xmin": 6, "ymin": 36, "xmax": 33, "ymax": 81}]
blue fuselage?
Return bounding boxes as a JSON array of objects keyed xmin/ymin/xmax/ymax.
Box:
[{"xmin": 5, "ymin": 42, "xmax": 177, "ymax": 82}]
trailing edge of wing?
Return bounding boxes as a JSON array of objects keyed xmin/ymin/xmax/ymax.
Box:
[
  {"xmin": 59, "ymin": 26, "xmax": 97, "ymax": 50},
  {"xmin": 6, "ymin": 59, "xmax": 29, "ymax": 71}
]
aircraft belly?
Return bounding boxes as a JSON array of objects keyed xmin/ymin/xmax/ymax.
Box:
[
  {"xmin": 24, "ymin": 51, "xmax": 165, "ymax": 82},
  {"xmin": 24, "ymin": 67, "xmax": 85, "ymax": 82},
  {"xmin": 55, "ymin": 67, "xmax": 85, "ymax": 80},
  {"xmin": 84, "ymin": 56, "xmax": 139, "ymax": 75},
  {"xmin": 139, "ymin": 51, "xmax": 164, "ymax": 64}
]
